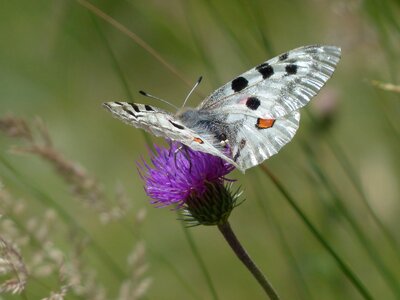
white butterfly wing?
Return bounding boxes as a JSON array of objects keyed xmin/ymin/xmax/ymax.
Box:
[
  {"xmin": 199, "ymin": 45, "xmax": 341, "ymax": 118},
  {"xmin": 226, "ymin": 112, "xmax": 300, "ymax": 171},
  {"xmin": 188, "ymin": 45, "xmax": 340, "ymax": 171},
  {"xmin": 104, "ymin": 102, "xmax": 182, "ymax": 139},
  {"xmin": 104, "ymin": 45, "xmax": 341, "ymax": 173},
  {"xmin": 103, "ymin": 102, "xmax": 239, "ymax": 168}
]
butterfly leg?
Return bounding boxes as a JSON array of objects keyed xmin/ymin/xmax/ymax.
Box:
[
  {"xmin": 168, "ymin": 140, "xmax": 174, "ymax": 157},
  {"xmin": 182, "ymin": 146, "xmax": 193, "ymax": 173},
  {"xmin": 173, "ymin": 145, "xmax": 183, "ymax": 167},
  {"xmin": 173, "ymin": 145, "xmax": 193, "ymax": 172}
]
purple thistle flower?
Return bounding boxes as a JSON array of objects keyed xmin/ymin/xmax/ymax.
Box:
[
  {"xmin": 138, "ymin": 143, "xmax": 276, "ymax": 297},
  {"xmin": 139, "ymin": 142, "xmax": 235, "ymax": 207}
]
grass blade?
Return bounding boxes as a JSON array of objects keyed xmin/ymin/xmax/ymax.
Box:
[{"xmin": 259, "ymin": 165, "xmax": 373, "ymax": 300}]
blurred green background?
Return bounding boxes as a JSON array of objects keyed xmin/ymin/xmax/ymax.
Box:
[{"xmin": 0, "ymin": 0, "xmax": 399, "ymax": 299}]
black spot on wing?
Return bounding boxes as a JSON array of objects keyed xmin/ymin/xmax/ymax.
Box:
[
  {"xmin": 279, "ymin": 53, "xmax": 288, "ymax": 61},
  {"xmin": 123, "ymin": 108, "xmax": 137, "ymax": 118},
  {"xmin": 231, "ymin": 77, "xmax": 248, "ymax": 92},
  {"xmin": 169, "ymin": 120, "xmax": 185, "ymax": 130},
  {"xmin": 128, "ymin": 103, "xmax": 140, "ymax": 113},
  {"xmin": 256, "ymin": 63, "xmax": 274, "ymax": 79},
  {"xmin": 145, "ymin": 104, "xmax": 154, "ymax": 111},
  {"xmin": 246, "ymin": 97, "xmax": 261, "ymax": 110},
  {"xmin": 239, "ymin": 139, "xmax": 246, "ymax": 149},
  {"xmin": 285, "ymin": 64, "xmax": 298, "ymax": 75},
  {"xmin": 233, "ymin": 150, "xmax": 240, "ymax": 161},
  {"xmin": 114, "ymin": 102, "xmax": 123, "ymax": 106}
]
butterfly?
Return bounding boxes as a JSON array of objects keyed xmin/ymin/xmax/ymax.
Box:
[{"xmin": 103, "ymin": 45, "xmax": 341, "ymax": 173}]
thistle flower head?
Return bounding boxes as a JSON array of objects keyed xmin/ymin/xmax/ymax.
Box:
[
  {"xmin": 139, "ymin": 142, "xmax": 234, "ymax": 206},
  {"xmin": 139, "ymin": 142, "xmax": 241, "ymax": 225}
]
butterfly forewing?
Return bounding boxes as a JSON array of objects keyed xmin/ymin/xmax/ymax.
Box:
[
  {"xmin": 199, "ymin": 45, "xmax": 341, "ymax": 119},
  {"xmin": 103, "ymin": 101, "xmax": 240, "ymax": 168},
  {"xmin": 103, "ymin": 102, "xmax": 184, "ymax": 139}
]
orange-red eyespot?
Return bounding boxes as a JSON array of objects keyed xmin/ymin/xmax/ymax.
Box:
[
  {"xmin": 193, "ymin": 137, "xmax": 204, "ymax": 144},
  {"xmin": 256, "ymin": 118, "xmax": 275, "ymax": 129}
]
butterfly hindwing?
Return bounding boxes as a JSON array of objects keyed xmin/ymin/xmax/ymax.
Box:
[
  {"xmin": 199, "ymin": 45, "xmax": 341, "ymax": 119},
  {"xmin": 224, "ymin": 111, "xmax": 300, "ymax": 171}
]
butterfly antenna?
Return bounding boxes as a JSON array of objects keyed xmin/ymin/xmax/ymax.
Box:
[
  {"xmin": 181, "ymin": 76, "xmax": 202, "ymax": 109},
  {"xmin": 139, "ymin": 90, "xmax": 178, "ymax": 110}
]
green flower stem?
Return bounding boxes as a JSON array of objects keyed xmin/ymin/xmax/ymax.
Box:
[{"xmin": 217, "ymin": 221, "xmax": 279, "ymax": 300}]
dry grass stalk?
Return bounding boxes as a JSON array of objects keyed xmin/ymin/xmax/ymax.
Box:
[
  {"xmin": 0, "ymin": 192, "xmax": 149, "ymax": 298},
  {"xmin": 0, "ymin": 181, "xmax": 140, "ymax": 299},
  {"xmin": 370, "ymin": 80, "xmax": 400, "ymax": 93},
  {"xmin": 0, "ymin": 115, "xmax": 131, "ymax": 222},
  {"xmin": 118, "ymin": 224, "xmax": 151, "ymax": 300},
  {"xmin": 117, "ymin": 209, "xmax": 151, "ymax": 300},
  {"xmin": 0, "ymin": 116, "xmax": 33, "ymax": 141},
  {"xmin": 26, "ymin": 210, "xmax": 66, "ymax": 279},
  {"xmin": 41, "ymin": 263, "xmax": 70, "ymax": 300},
  {"xmin": 1, "ymin": 116, "xmax": 150, "ymax": 299},
  {"xmin": 62, "ymin": 236, "xmax": 107, "ymax": 300},
  {"xmin": 0, "ymin": 237, "xmax": 28, "ymax": 294}
]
